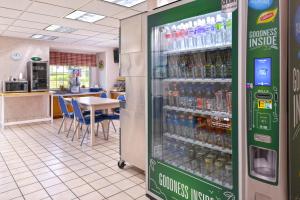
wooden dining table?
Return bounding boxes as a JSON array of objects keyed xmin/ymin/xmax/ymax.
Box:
[{"xmin": 65, "ymin": 96, "xmax": 120, "ymax": 146}]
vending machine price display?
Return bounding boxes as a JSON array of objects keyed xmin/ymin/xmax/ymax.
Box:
[{"xmin": 255, "ymin": 58, "xmax": 272, "ymax": 87}]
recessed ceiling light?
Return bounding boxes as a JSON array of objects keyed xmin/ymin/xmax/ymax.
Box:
[
  {"xmin": 65, "ymin": 10, "xmax": 105, "ymax": 23},
  {"xmin": 31, "ymin": 34, "xmax": 58, "ymax": 40},
  {"xmin": 45, "ymin": 25, "xmax": 77, "ymax": 33},
  {"xmin": 104, "ymin": 0, "xmax": 145, "ymax": 7}
]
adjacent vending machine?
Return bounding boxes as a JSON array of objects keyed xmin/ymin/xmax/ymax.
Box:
[
  {"xmin": 245, "ymin": 0, "xmax": 288, "ymax": 199},
  {"xmin": 146, "ymin": 0, "xmax": 242, "ymax": 199}
]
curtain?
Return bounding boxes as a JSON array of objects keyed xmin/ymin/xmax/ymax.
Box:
[{"xmin": 50, "ymin": 51, "xmax": 97, "ymax": 67}]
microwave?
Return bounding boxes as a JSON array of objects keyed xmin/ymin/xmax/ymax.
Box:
[{"xmin": 3, "ymin": 81, "xmax": 28, "ymax": 93}]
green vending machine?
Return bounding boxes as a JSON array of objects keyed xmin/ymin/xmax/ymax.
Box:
[
  {"xmin": 146, "ymin": 0, "xmax": 240, "ymax": 199},
  {"xmin": 245, "ymin": 0, "xmax": 288, "ymax": 199}
]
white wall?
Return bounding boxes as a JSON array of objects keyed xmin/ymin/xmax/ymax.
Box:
[
  {"xmin": 0, "ymin": 37, "xmax": 49, "ymax": 82},
  {"xmin": 0, "ymin": 36, "xmax": 119, "ymax": 92},
  {"xmin": 97, "ymin": 51, "xmax": 119, "ymax": 94}
]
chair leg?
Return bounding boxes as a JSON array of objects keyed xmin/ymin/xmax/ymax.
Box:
[
  {"xmin": 66, "ymin": 119, "xmax": 74, "ymax": 138},
  {"xmin": 111, "ymin": 120, "xmax": 117, "ymax": 132},
  {"xmin": 58, "ymin": 117, "xmax": 66, "ymax": 134},
  {"xmin": 96, "ymin": 123, "xmax": 99, "ymax": 136},
  {"xmin": 72, "ymin": 123, "xmax": 80, "ymax": 141},
  {"xmin": 81, "ymin": 126, "xmax": 89, "ymax": 146}
]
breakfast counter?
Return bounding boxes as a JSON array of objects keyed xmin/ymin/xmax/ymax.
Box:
[{"xmin": 0, "ymin": 92, "xmax": 53, "ymax": 129}]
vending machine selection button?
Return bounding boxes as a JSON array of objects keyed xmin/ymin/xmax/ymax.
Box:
[{"xmin": 254, "ymin": 134, "xmax": 272, "ymax": 144}]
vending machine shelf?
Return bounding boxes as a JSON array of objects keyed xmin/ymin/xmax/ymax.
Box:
[
  {"xmin": 163, "ymin": 78, "xmax": 232, "ymax": 83},
  {"xmin": 164, "ymin": 132, "xmax": 232, "ymax": 154},
  {"xmin": 163, "ymin": 105, "xmax": 232, "ymax": 118},
  {"xmin": 163, "ymin": 44, "xmax": 232, "ymax": 55}
]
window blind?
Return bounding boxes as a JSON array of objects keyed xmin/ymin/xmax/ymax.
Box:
[{"xmin": 50, "ymin": 51, "xmax": 97, "ymax": 67}]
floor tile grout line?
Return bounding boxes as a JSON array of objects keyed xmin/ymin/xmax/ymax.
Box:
[
  {"xmin": 8, "ymin": 126, "xmax": 61, "ymax": 200},
  {"xmin": 35, "ymin": 122, "xmax": 145, "ymax": 199},
  {"xmin": 1, "ymin": 121, "xmax": 145, "ymax": 200},
  {"xmin": 15, "ymin": 124, "xmax": 80, "ymax": 199},
  {"xmin": 0, "ymin": 151, "xmax": 25, "ymax": 199},
  {"xmin": 23, "ymin": 123, "xmax": 118, "ymax": 198},
  {"xmin": 29, "ymin": 123, "xmax": 142, "ymax": 199},
  {"xmin": 40, "ymin": 122, "xmax": 146, "ymax": 199}
]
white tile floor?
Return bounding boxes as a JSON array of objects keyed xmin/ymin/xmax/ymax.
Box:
[{"xmin": 0, "ymin": 119, "xmax": 148, "ymax": 200}]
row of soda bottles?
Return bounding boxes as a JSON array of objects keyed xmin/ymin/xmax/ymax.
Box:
[
  {"xmin": 159, "ymin": 12, "xmax": 232, "ymax": 51},
  {"xmin": 162, "ymin": 137, "xmax": 233, "ymax": 186},
  {"xmin": 155, "ymin": 49, "xmax": 232, "ymax": 79},
  {"xmin": 164, "ymin": 111, "xmax": 232, "ymax": 150},
  {"xmin": 164, "ymin": 82, "xmax": 232, "ymax": 114}
]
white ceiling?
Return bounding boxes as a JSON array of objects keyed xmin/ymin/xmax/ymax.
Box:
[{"xmin": 0, "ymin": 0, "xmax": 148, "ymax": 48}]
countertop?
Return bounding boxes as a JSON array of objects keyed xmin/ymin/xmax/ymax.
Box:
[
  {"xmin": 52, "ymin": 91, "xmax": 102, "ymax": 97},
  {"xmin": 0, "ymin": 91, "xmax": 53, "ymax": 97}
]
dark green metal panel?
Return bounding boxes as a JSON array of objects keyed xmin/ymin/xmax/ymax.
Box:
[{"xmin": 246, "ymin": 0, "xmax": 280, "ymax": 185}]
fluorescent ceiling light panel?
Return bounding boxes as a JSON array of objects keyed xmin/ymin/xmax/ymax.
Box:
[
  {"xmin": 104, "ymin": 0, "xmax": 145, "ymax": 7},
  {"xmin": 46, "ymin": 25, "xmax": 77, "ymax": 33},
  {"xmin": 65, "ymin": 10, "xmax": 105, "ymax": 23},
  {"xmin": 31, "ymin": 34, "xmax": 58, "ymax": 40}
]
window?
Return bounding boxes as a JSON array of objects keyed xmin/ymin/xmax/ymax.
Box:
[{"xmin": 50, "ymin": 65, "xmax": 90, "ymax": 89}]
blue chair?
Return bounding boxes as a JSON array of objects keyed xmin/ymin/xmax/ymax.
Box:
[
  {"xmin": 58, "ymin": 96, "xmax": 74, "ymax": 137},
  {"xmin": 71, "ymin": 99, "xmax": 108, "ymax": 145},
  {"xmin": 106, "ymin": 94, "xmax": 126, "ymax": 132},
  {"xmin": 100, "ymin": 92, "xmax": 108, "ymax": 98}
]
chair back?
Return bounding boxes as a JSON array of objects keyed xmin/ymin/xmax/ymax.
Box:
[
  {"xmin": 117, "ymin": 94, "xmax": 126, "ymax": 102},
  {"xmin": 71, "ymin": 99, "xmax": 85, "ymax": 123},
  {"xmin": 58, "ymin": 96, "xmax": 70, "ymax": 117},
  {"xmin": 114, "ymin": 95, "xmax": 126, "ymax": 114},
  {"xmin": 100, "ymin": 92, "xmax": 107, "ymax": 98}
]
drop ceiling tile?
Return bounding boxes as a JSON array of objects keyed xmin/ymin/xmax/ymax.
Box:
[
  {"xmin": 13, "ymin": 20, "xmax": 49, "ymax": 30},
  {"xmin": 33, "ymin": 0, "xmax": 92, "ymax": 9},
  {"xmin": 19, "ymin": 12, "xmax": 59, "ymax": 24},
  {"xmin": 26, "ymin": 2, "xmax": 73, "ymax": 17},
  {"xmin": 73, "ymin": 29, "xmax": 99, "ymax": 36},
  {"xmin": 81, "ymin": 0, "xmax": 125, "ymax": 17},
  {"xmin": 8, "ymin": 26, "xmax": 39, "ymax": 34},
  {"xmin": 0, "ymin": 24, "xmax": 8, "ymax": 30},
  {"xmin": 53, "ymin": 37, "xmax": 78, "ymax": 43},
  {"xmin": 73, "ymin": 39, "xmax": 99, "ymax": 46},
  {"xmin": 0, "ymin": 17, "xmax": 15, "ymax": 25},
  {"xmin": 0, "ymin": 0, "xmax": 32, "ymax": 11},
  {"xmin": 84, "ymin": 37, "xmax": 107, "ymax": 42},
  {"xmin": 0, "ymin": 7, "xmax": 22, "ymax": 18},
  {"xmin": 95, "ymin": 17, "xmax": 120, "ymax": 28},
  {"xmin": 114, "ymin": 9, "xmax": 140, "ymax": 19},
  {"xmin": 86, "ymin": 24, "xmax": 115, "ymax": 33},
  {"xmin": 94, "ymin": 33, "xmax": 118, "ymax": 39},
  {"xmin": 131, "ymin": 2, "xmax": 148, "ymax": 12},
  {"xmin": 2, "ymin": 30, "xmax": 32, "ymax": 38}
]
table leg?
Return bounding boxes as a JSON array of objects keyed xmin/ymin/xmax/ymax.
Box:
[
  {"xmin": 102, "ymin": 109, "xmax": 109, "ymax": 140},
  {"xmin": 90, "ymin": 107, "xmax": 95, "ymax": 146}
]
